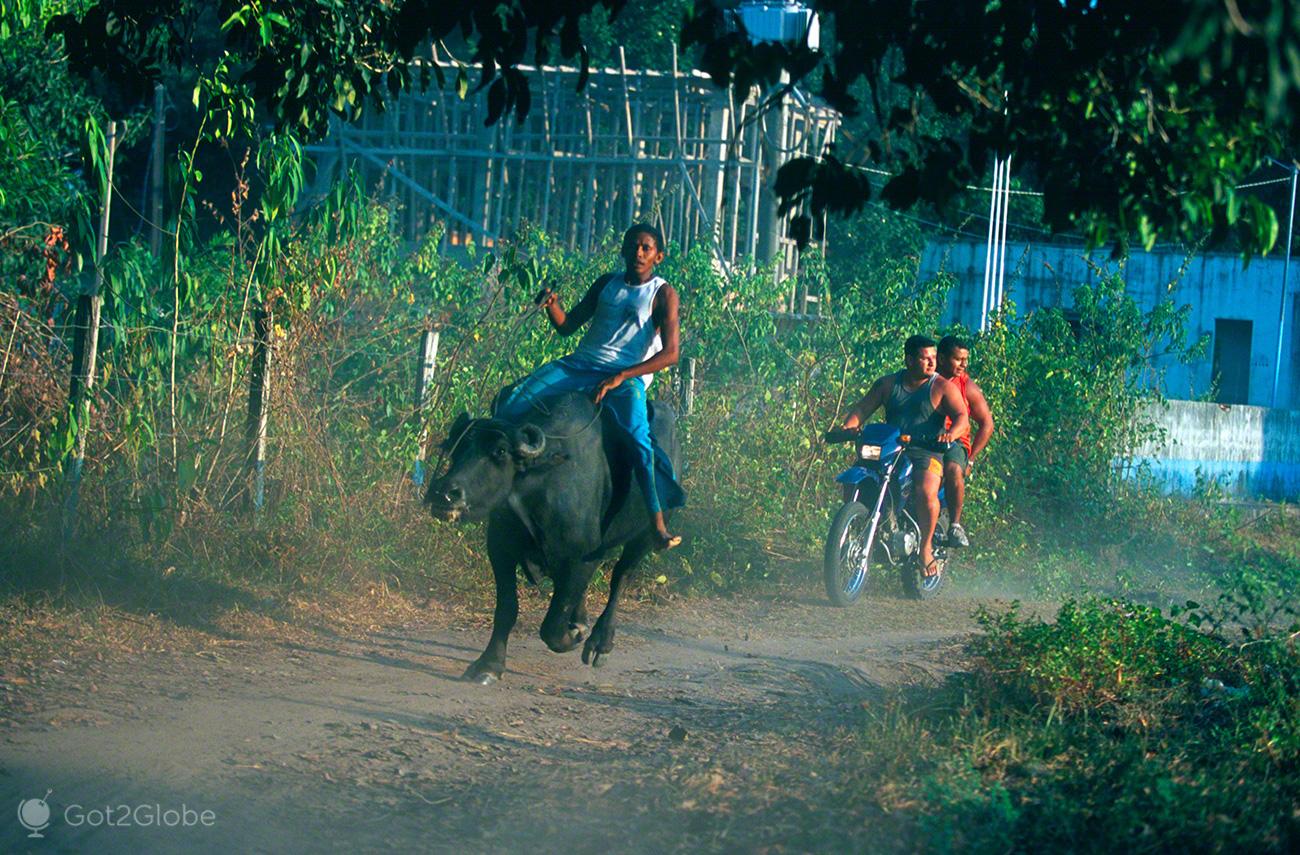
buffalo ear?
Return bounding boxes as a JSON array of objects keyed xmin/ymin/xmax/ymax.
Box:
[
  {"xmin": 442, "ymin": 412, "xmax": 473, "ymax": 450},
  {"xmin": 512, "ymin": 423, "xmax": 547, "ymax": 461}
]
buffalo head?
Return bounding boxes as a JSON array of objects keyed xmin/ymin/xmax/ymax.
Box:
[{"xmin": 424, "ymin": 413, "xmax": 547, "ymax": 522}]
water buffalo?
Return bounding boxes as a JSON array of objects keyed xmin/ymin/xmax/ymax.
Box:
[{"xmin": 425, "ymin": 392, "xmax": 683, "ymax": 683}]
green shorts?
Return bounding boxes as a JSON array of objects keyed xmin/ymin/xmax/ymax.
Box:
[
  {"xmin": 905, "ymin": 448, "xmax": 944, "ymax": 478},
  {"xmin": 943, "ymin": 443, "xmax": 970, "ymax": 470}
]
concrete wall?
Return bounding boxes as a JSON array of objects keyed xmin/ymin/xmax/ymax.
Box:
[
  {"xmin": 1130, "ymin": 400, "xmax": 1300, "ymax": 500},
  {"xmin": 920, "ymin": 239, "xmax": 1300, "ymax": 408}
]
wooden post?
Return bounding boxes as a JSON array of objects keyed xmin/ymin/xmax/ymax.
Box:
[
  {"xmin": 64, "ymin": 120, "xmax": 115, "ymax": 534},
  {"xmin": 679, "ymin": 357, "xmax": 696, "ymax": 417},
  {"xmin": 411, "ymin": 328, "xmax": 440, "ymax": 487},
  {"xmin": 582, "ymin": 92, "xmax": 597, "ymax": 254},
  {"xmin": 757, "ymin": 72, "xmax": 791, "ymax": 271},
  {"xmin": 407, "ymin": 95, "xmax": 420, "ymax": 240},
  {"xmin": 511, "ymin": 138, "xmax": 527, "ymax": 235},
  {"xmin": 539, "ymin": 68, "xmax": 554, "ymax": 232},
  {"xmin": 670, "ymin": 44, "xmax": 685, "ymax": 249},
  {"xmin": 634, "ymin": 80, "xmax": 648, "ymax": 216},
  {"xmin": 748, "ymin": 116, "xmax": 763, "ymax": 270},
  {"xmin": 149, "ymin": 85, "xmax": 165, "ymax": 256},
  {"xmin": 729, "ymin": 96, "xmax": 747, "ymax": 259},
  {"xmin": 440, "ymin": 85, "xmax": 456, "ymax": 250},
  {"xmin": 618, "ymin": 48, "xmax": 637, "ymax": 224},
  {"xmin": 246, "ymin": 304, "xmax": 272, "ymax": 518}
]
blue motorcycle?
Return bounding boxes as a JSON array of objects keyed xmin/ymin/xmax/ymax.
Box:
[{"xmin": 822, "ymin": 425, "xmax": 953, "ymax": 603}]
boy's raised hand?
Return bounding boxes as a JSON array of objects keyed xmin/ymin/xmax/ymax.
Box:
[{"xmin": 534, "ymin": 287, "xmax": 558, "ymax": 310}]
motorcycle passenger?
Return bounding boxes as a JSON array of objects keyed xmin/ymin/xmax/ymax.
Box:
[
  {"xmin": 833, "ymin": 335, "xmax": 969, "ymax": 577},
  {"xmin": 936, "ymin": 335, "xmax": 995, "ymax": 548}
]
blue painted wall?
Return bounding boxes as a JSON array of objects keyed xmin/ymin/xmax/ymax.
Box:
[
  {"xmin": 1128, "ymin": 400, "xmax": 1300, "ymax": 501},
  {"xmin": 920, "ymin": 239, "xmax": 1300, "ymax": 409}
]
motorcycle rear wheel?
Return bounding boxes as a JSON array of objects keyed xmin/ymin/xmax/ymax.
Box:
[{"xmin": 823, "ymin": 500, "xmax": 885, "ymax": 606}]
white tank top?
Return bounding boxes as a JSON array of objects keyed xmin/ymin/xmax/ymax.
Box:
[{"xmin": 572, "ymin": 273, "xmax": 666, "ymax": 387}]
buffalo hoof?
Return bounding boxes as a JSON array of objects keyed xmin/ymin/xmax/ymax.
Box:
[
  {"xmin": 541, "ymin": 623, "xmax": 586, "ymax": 653},
  {"xmin": 581, "ymin": 624, "xmax": 614, "ymax": 667},
  {"xmin": 462, "ymin": 661, "xmax": 503, "ymax": 685}
]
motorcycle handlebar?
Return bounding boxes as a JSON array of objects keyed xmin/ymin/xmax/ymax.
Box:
[{"xmin": 823, "ymin": 427, "xmax": 953, "ymax": 449}]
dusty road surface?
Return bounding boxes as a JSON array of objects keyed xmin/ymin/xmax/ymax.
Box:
[{"xmin": 1, "ymin": 589, "xmax": 1038, "ymax": 853}]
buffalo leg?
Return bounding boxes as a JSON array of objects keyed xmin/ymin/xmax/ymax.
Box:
[
  {"xmin": 583, "ymin": 536, "xmax": 652, "ymax": 666},
  {"xmin": 569, "ymin": 597, "xmax": 590, "ymax": 637},
  {"xmin": 539, "ymin": 563, "xmax": 594, "ymax": 653},
  {"xmin": 463, "ymin": 540, "xmax": 519, "ymax": 684}
]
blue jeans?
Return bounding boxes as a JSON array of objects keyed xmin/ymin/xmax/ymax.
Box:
[{"xmin": 496, "ymin": 356, "xmax": 677, "ymax": 514}]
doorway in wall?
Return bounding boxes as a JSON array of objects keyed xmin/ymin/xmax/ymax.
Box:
[{"xmin": 1212, "ymin": 318, "xmax": 1252, "ymax": 405}]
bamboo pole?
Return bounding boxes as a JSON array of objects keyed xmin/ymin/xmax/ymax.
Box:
[{"xmin": 63, "ymin": 120, "xmax": 115, "ymax": 536}]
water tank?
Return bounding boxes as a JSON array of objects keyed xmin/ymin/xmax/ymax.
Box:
[{"xmin": 737, "ymin": 2, "xmax": 820, "ymax": 51}]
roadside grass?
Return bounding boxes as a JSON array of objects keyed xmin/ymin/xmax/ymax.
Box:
[
  {"xmin": 0, "ymin": 488, "xmax": 493, "ymax": 661},
  {"xmin": 832, "ymin": 521, "xmax": 1300, "ymax": 852}
]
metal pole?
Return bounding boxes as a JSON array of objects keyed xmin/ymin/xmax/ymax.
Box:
[
  {"xmin": 1272, "ymin": 166, "xmax": 1297, "ymax": 408},
  {"xmin": 994, "ymin": 154, "xmax": 1013, "ymax": 321},
  {"xmin": 981, "ymin": 156, "xmax": 1003, "ymax": 331},
  {"xmin": 412, "ymin": 328, "xmax": 440, "ymax": 487}
]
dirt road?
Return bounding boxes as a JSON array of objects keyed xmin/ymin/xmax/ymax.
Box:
[{"xmin": 1, "ymin": 589, "xmax": 1037, "ymax": 853}]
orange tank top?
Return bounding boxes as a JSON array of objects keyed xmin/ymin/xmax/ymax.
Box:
[{"xmin": 946, "ymin": 374, "xmax": 973, "ymax": 453}]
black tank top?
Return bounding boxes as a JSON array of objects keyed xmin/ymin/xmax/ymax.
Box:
[{"xmin": 884, "ymin": 371, "xmax": 946, "ymax": 440}]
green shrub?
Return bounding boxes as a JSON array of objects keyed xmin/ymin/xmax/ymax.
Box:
[{"xmin": 851, "ymin": 593, "xmax": 1300, "ymax": 852}]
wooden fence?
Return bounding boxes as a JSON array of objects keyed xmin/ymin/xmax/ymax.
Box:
[{"xmin": 307, "ymin": 51, "xmax": 840, "ymax": 313}]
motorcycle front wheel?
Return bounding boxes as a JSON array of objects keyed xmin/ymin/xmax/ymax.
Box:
[{"xmin": 823, "ymin": 500, "xmax": 883, "ymax": 607}]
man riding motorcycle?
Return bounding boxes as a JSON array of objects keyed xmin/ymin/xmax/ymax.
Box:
[{"xmin": 833, "ymin": 335, "xmax": 969, "ymax": 577}]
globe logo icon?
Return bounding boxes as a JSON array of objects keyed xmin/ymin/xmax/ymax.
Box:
[{"xmin": 18, "ymin": 790, "xmax": 54, "ymax": 838}]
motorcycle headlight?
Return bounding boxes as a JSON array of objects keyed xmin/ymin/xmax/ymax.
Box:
[{"xmin": 858, "ymin": 444, "xmax": 881, "ymax": 461}]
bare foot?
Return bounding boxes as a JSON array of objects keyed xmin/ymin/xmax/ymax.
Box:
[
  {"xmin": 651, "ymin": 511, "xmax": 681, "ymax": 550},
  {"xmin": 654, "ymin": 530, "xmax": 682, "ymax": 550}
]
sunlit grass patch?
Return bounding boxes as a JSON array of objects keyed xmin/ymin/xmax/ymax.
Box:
[{"xmin": 843, "ymin": 595, "xmax": 1300, "ymax": 851}]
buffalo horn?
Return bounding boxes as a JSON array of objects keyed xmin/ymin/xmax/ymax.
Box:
[{"xmin": 513, "ymin": 424, "xmax": 547, "ymax": 459}]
